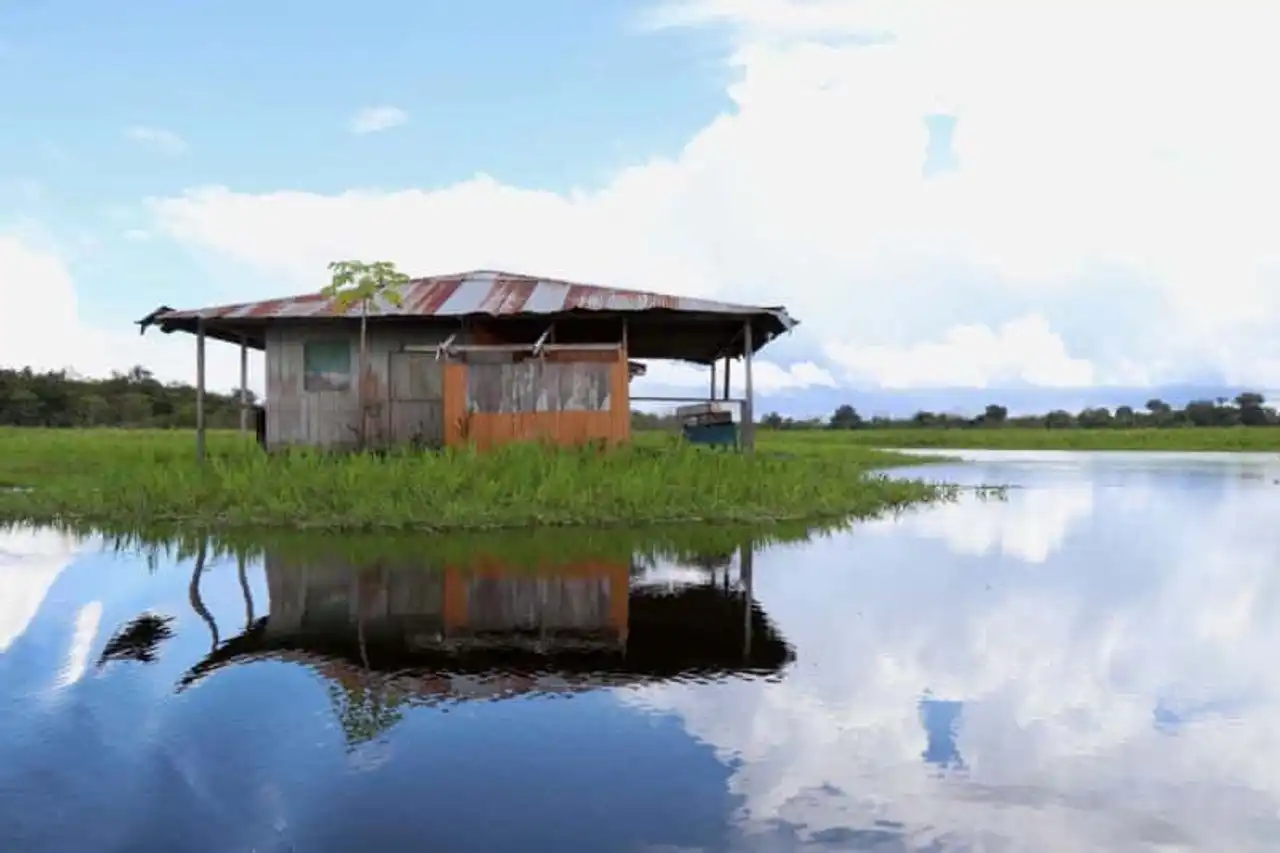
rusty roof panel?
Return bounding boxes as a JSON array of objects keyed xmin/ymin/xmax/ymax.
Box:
[
  {"xmin": 153, "ymin": 270, "xmax": 796, "ymax": 330},
  {"xmin": 406, "ymin": 278, "xmax": 462, "ymax": 315}
]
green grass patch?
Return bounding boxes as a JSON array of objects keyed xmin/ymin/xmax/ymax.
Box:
[
  {"xmin": 0, "ymin": 427, "xmax": 953, "ymax": 531},
  {"xmin": 753, "ymin": 426, "xmax": 1280, "ymax": 452}
]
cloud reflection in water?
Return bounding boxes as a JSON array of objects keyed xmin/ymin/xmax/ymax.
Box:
[{"xmin": 625, "ymin": 463, "xmax": 1280, "ymax": 850}]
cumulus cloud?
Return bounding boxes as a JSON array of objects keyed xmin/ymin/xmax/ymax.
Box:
[
  {"xmin": 0, "ymin": 235, "xmax": 260, "ymax": 394},
  {"xmin": 827, "ymin": 315, "xmax": 1095, "ymax": 390},
  {"xmin": 623, "ymin": 458, "xmax": 1280, "ymax": 849},
  {"xmin": 348, "ymin": 106, "xmax": 408, "ymax": 135},
  {"xmin": 138, "ymin": 0, "xmax": 1280, "ymax": 390},
  {"xmin": 123, "ymin": 125, "xmax": 188, "ymax": 155}
]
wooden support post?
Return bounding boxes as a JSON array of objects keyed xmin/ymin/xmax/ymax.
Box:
[
  {"xmin": 723, "ymin": 355, "xmax": 731, "ymax": 401},
  {"xmin": 621, "ymin": 319, "xmax": 630, "ymax": 441},
  {"xmin": 236, "ymin": 552, "xmax": 255, "ymax": 630},
  {"xmin": 709, "ymin": 361, "xmax": 717, "ymax": 400},
  {"xmin": 188, "ymin": 538, "xmax": 217, "ymax": 652},
  {"xmin": 742, "ymin": 321, "xmax": 755, "ymax": 451},
  {"xmin": 238, "ymin": 336, "xmax": 249, "ymax": 433},
  {"xmin": 739, "ymin": 540, "xmax": 754, "ymax": 660},
  {"xmin": 195, "ymin": 319, "xmax": 207, "ymax": 464}
]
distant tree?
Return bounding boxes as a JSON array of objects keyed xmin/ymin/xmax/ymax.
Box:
[
  {"xmin": 0, "ymin": 365, "xmax": 246, "ymax": 428},
  {"xmin": 761, "ymin": 411, "xmax": 784, "ymax": 429},
  {"xmin": 1236, "ymin": 391, "xmax": 1269, "ymax": 426},
  {"xmin": 5, "ymin": 387, "xmax": 41, "ymax": 424},
  {"xmin": 1144, "ymin": 398, "xmax": 1173, "ymax": 426},
  {"xmin": 1236, "ymin": 391, "xmax": 1265, "ymax": 408},
  {"xmin": 1113, "ymin": 404, "xmax": 1136, "ymax": 426},
  {"xmin": 981, "ymin": 404, "xmax": 1008, "ymax": 426},
  {"xmin": 1076, "ymin": 406, "xmax": 1113, "ymax": 428},
  {"xmin": 1045, "ymin": 409, "xmax": 1075, "ymax": 429},
  {"xmin": 322, "ymin": 260, "xmax": 412, "ymax": 448},
  {"xmin": 828, "ymin": 404, "xmax": 863, "ymax": 430},
  {"xmin": 76, "ymin": 393, "xmax": 111, "ymax": 426}
]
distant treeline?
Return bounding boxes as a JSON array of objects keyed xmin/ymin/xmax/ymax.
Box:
[
  {"xmin": 3, "ymin": 366, "xmax": 1275, "ymax": 432},
  {"xmin": 0, "ymin": 366, "xmax": 251, "ymax": 428},
  {"xmin": 634, "ymin": 394, "xmax": 1280, "ymax": 431}
]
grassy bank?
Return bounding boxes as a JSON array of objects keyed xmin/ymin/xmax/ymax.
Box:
[
  {"xmin": 0, "ymin": 427, "xmax": 952, "ymax": 531},
  {"xmin": 752, "ymin": 426, "xmax": 1280, "ymax": 452}
]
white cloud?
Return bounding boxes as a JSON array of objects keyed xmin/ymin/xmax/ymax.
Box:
[
  {"xmin": 111, "ymin": 0, "xmax": 1280, "ymax": 390},
  {"xmin": 0, "ymin": 235, "xmax": 260, "ymax": 395},
  {"xmin": 123, "ymin": 125, "xmax": 188, "ymax": 155},
  {"xmin": 348, "ymin": 106, "xmax": 408, "ymax": 135},
  {"xmin": 827, "ymin": 315, "xmax": 1095, "ymax": 389}
]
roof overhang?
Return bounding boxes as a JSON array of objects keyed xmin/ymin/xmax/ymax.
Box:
[{"xmin": 136, "ymin": 307, "xmax": 798, "ymax": 364}]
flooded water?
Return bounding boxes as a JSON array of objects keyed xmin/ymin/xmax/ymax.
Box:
[{"xmin": 4, "ymin": 450, "xmax": 1280, "ymax": 852}]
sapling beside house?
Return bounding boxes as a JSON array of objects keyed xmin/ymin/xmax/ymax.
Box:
[{"xmin": 320, "ymin": 260, "xmax": 412, "ymax": 449}]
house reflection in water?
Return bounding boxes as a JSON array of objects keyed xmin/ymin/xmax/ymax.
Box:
[{"xmin": 177, "ymin": 540, "xmax": 792, "ymax": 714}]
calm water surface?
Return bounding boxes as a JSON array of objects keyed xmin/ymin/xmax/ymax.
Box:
[{"xmin": 4, "ymin": 450, "xmax": 1280, "ymax": 852}]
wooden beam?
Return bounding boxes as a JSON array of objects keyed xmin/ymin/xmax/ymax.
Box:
[
  {"xmin": 407, "ymin": 342, "xmax": 623, "ymax": 355},
  {"xmin": 723, "ymin": 354, "xmax": 731, "ymax": 401},
  {"xmin": 434, "ymin": 332, "xmax": 457, "ymax": 361},
  {"xmin": 631, "ymin": 395, "xmax": 743, "ymax": 403},
  {"xmin": 196, "ymin": 319, "xmax": 207, "ymax": 464},
  {"xmin": 238, "ymin": 336, "xmax": 249, "ymax": 433},
  {"xmin": 532, "ymin": 323, "xmax": 555, "ymax": 357},
  {"xmin": 709, "ymin": 361, "xmax": 717, "ymax": 401}
]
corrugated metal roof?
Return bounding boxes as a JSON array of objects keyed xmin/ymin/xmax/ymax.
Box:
[{"xmin": 153, "ymin": 269, "xmax": 795, "ymax": 329}]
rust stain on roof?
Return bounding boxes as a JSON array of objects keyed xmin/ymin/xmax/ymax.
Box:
[
  {"xmin": 403, "ymin": 277, "xmax": 462, "ymax": 315},
  {"xmin": 477, "ymin": 277, "xmax": 537, "ymax": 314}
]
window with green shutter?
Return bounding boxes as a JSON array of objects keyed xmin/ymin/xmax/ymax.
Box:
[{"xmin": 303, "ymin": 340, "xmax": 352, "ymax": 392}]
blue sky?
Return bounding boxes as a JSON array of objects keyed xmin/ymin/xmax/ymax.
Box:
[
  {"xmin": 2, "ymin": 0, "xmax": 1279, "ymax": 403},
  {"xmin": 0, "ymin": 0, "xmax": 726, "ymax": 324}
]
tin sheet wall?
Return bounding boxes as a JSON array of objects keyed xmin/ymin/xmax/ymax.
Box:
[
  {"xmin": 443, "ymin": 346, "xmax": 631, "ymax": 450},
  {"xmin": 265, "ymin": 324, "xmax": 458, "ymax": 450},
  {"xmin": 262, "ymin": 555, "xmax": 628, "ymax": 640},
  {"xmin": 265, "ymin": 323, "xmax": 630, "ymax": 451},
  {"xmin": 442, "ymin": 559, "xmax": 630, "ymax": 639}
]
